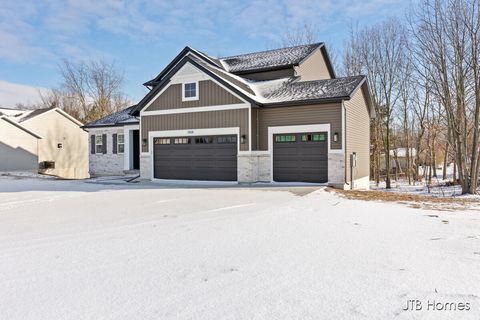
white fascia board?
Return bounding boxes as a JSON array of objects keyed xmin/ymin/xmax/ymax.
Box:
[{"xmin": 141, "ymin": 103, "xmax": 249, "ymax": 116}]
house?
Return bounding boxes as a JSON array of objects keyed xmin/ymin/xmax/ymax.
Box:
[
  {"xmin": 83, "ymin": 106, "xmax": 140, "ymax": 176},
  {"xmin": 0, "ymin": 107, "xmax": 89, "ymax": 179},
  {"xmin": 88, "ymin": 43, "xmax": 375, "ymax": 189}
]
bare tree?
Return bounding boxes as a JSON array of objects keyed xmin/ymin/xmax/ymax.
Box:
[
  {"xmin": 344, "ymin": 18, "xmax": 408, "ymax": 188},
  {"xmin": 282, "ymin": 22, "xmax": 318, "ymax": 47},
  {"xmin": 40, "ymin": 59, "xmax": 130, "ymax": 123},
  {"xmin": 410, "ymin": 0, "xmax": 480, "ymax": 194}
]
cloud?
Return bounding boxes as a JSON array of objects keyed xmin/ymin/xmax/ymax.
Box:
[{"xmin": 0, "ymin": 80, "xmax": 48, "ymax": 107}]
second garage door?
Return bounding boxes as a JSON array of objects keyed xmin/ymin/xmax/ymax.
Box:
[
  {"xmin": 153, "ymin": 135, "xmax": 237, "ymax": 181},
  {"xmin": 273, "ymin": 132, "xmax": 328, "ymax": 183}
]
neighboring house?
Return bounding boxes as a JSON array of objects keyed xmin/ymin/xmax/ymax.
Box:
[
  {"xmin": 83, "ymin": 106, "xmax": 140, "ymax": 176},
  {"xmin": 0, "ymin": 107, "xmax": 89, "ymax": 179},
  {"xmin": 95, "ymin": 43, "xmax": 375, "ymax": 189}
]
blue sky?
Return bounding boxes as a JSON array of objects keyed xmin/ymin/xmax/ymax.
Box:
[{"xmin": 0, "ymin": 0, "xmax": 409, "ymax": 107}]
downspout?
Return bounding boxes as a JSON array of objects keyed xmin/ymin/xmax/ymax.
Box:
[
  {"xmin": 343, "ymin": 101, "xmax": 349, "ymax": 187},
  {"xmin": 256, "ymin": 107, "xmax": 260, "ymax": 150}
]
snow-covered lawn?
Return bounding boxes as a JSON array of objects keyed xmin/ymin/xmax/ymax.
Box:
[{"xmin": 0, "ymin": 177, "xmax": 479, "ymax": 319}]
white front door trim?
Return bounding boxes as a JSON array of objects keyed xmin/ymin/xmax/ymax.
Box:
[
  {"xmin": 268, "ymin": 123, "xmax": 343, "ymax": 182},
  {"xmin": 148, "ymin": 127, "xmax": 240, "ymax": 181}
]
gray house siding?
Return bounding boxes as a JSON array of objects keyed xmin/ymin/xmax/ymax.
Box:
[
  {"xmin": 141, "ymin": 108, "xmax": 249, "ymax": 152},
  {"xmin": 145, "ymin": 80, "xmax": 243, "ymax": 111},
  {"xmin": 344, "ymin": 86, "xmax": 370, "ymax": 183},
  {"xmin": 255, "ymin": 103, "xmax": 343, "ymax": 151}
]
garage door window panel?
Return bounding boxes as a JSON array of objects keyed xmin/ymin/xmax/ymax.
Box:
[{"xmin": 275, "ymin": 135, "xmax": 296, "ymax": 143}]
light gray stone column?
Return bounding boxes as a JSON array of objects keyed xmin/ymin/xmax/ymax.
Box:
[
  {"xmin": 140, "ymin": 154, "xmax": 151, "ymax": 180},
  {"xmin": 238, "ymin": 152, "xmax": 271, "ymax": 183},
  {"xmin": 328, "ymin": 152, "xmax": 345, "ymax": 188}
]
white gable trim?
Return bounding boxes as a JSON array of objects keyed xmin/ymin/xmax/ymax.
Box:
[
  {"xmin": 139, "ymin": 61, "xmax": 249, "ymax": 114},
  {"xmin": 21, "ymin": 107, "xmax": 84, "ymax": 127},
  {"xmin": 0, "ymin": 115, "xmax": 43, "ymax": 139}
]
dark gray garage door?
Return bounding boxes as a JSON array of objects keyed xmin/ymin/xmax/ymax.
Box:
[
  {"xmin": 273, "ymin": 132, "xmax": 328, "ymax": 183},
  {"xmin": 153, "ymin": 135, "xmax": 237, "ymax": 181}
]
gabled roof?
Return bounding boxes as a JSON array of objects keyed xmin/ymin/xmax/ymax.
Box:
[
  {"xmin": 143, "ymin": 46, "xmax": 223, "ymax": 87},
  {"xmin": 0, "ymin": 107, "xmax": 84, "ymax": 126},
  {"xmin": 220, "ymin": 43, "xmax": 323, "ymax": 74},
  {"xmin": 132, "ymin": 43, "xmax": 372, "ymax": 116},
  {"xmin": 143, "ymin": 43, "xmax": 335, "ymax": 87},
  {"xmin": 17, "ymin": 108, "xmax": 53, "ymax": 122},
  {"xmin": 83, "ymin": 105, "xmax": 139, "ymax": 128},
  {"xmin": 0, "ymin": 115, "xmax": 43, "ymax": 139}
]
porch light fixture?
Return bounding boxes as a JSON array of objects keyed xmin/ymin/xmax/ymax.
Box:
[
  {"xmin": 333, "ymin": 132, "xmax": 338, "ymax": 142},
  {"xmin": 142, "ymin": 138, "xmax": 147, "ymax": 147},
  {"xmin": 240, "ymin": 135, "xmax": 247, "ymax": 144}
]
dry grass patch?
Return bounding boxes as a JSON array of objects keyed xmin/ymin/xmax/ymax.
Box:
[{"xmin": 325, "ymin": 187, "xmax": 480, "ymax": 211}]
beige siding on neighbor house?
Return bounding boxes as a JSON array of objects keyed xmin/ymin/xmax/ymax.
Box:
[
  {"xmin": 295, "ymin": 48, "xmax": 332, "ymax": 81},
  {"xmin": 0, "ymin": 119, "xmax": 39, "ymax": 171},
  {"xmin": 145, "ymin": 80, "xmax": 243, "ymax": 111},
  {"xmin": 22, "ymin": 110, "xmax": 89, "ymax": 179},
  {"xmin": 141, "ymin": 108, "xmax": 249, "ymax": 152},
  {"xmin": 256, "ymin": 103, "xmax": 343, "ymax": 150},
  {"xmin": 344, "ymin": 85, "xmax": 370, "ymax": 183}
]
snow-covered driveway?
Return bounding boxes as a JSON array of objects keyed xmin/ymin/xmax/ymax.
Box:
[{"xmin": 0, "ymin": 178, "xmax": 479, "ymax": 319}]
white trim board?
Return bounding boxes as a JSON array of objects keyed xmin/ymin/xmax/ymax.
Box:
[
  {"xmin": 267, "ymin": 123, "xmax": 344, "ymax": 182},
  {"xmin": 148, "ymin": 127, "xmax": 241, "ymax": 180},
  {"xmin": 141, "ymin": 103, "xmax": 249, "ymax": 116}
]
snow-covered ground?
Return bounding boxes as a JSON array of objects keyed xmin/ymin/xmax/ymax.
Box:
[
  {"xmin": 371, "ymin": 164, "xmax": 480, "ymax": 198},
  {"xmin": 0, "ymin": 176, "xmax": 479, "ymax": 319}
]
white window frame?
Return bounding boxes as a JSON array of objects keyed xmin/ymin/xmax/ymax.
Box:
[
  {"xmin": 117, "ymin": 134, "xmax": 125, "ymax": 154},
  {"xmin": 95, "ymin": 134, "xmax": 103, "ymax": 154},
  {"xmin": 182, "ymin": 81, "xmax": 199, "ymax": 101}
]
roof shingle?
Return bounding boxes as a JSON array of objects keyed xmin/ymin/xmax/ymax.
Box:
[
  {"xmin": 220, "ymin": 43, "xmax": 322, "ymax": 73},
  {"xmin": 84, "ymin": 106, "xmax": 138, "ymax": 128}
]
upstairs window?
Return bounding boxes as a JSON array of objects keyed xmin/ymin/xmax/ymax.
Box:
[{"xmin": 183, "ymin": 82, "xmax": 198, "ymax": 101}]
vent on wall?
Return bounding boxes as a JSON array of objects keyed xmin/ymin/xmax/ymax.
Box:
[{"xmin": 39, "ymin": 161, "xmax": 55, "ymax": 169}]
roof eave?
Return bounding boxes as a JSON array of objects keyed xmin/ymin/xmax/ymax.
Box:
[
  {"xmin": 231, "ymin": 64, "xmax": 295, "ymax": 75},
  {"xmin": 260, "ymin": 96, "xmax": 349, "ymax": 108},
  {"xmin": 82, "ymin": 121, "xmax": 139, "ymax": 129}
]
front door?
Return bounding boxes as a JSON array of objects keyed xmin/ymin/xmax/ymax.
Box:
[{"xmin": 132, "ymin": 130, "xmax": 140, "ymax": 170}]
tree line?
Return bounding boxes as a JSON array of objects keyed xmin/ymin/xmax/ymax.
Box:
[{"xmin": 342, "ymin": 0, "xmax": 480, "ymax": 194}]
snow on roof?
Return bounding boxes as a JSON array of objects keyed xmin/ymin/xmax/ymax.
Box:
[
  {"xmin": 0, "ymin": 107, "xmax": 32, "ymax": 119},
  {"xmin": 220, "ymin": 43, "xmax": 322, "ymax": 73},
  {"xmin": 17, "ymin": 108, "xmax": 53, "ymax": 122},
  {"xmin": 84, "ymin": 106, "xmax": 139, "ymax": 128},
  {"xmin": 190, "ymin": 55, "xmax": 365, "ymax": 105},
  {"xmin": 259, "ymin": 76, "xmax": 365, "ymax": 104}
]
